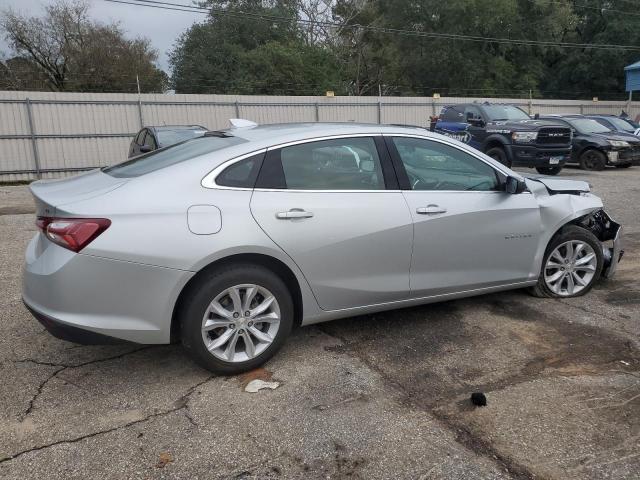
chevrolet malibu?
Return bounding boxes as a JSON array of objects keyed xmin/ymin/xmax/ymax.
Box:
[{"xmin": 23, "ymin": 122, "xmax": 623, "ymax": 374}]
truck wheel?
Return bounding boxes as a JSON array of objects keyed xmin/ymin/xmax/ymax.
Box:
[
  {"xmin": 486, "ymin": 147, "xmax": 511, "ymax": 168},
  {"xmin": 535, "ymin": 166, "xmax": 562, "ymax": 175},
  {"xmin": 579, "ymin": 150, "xmax": 606, "ymax": 171}
]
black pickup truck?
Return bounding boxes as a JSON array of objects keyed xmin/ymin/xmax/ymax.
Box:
[{"xmin": 433, "ymin": 103, "xmax": 573, "ymax": 175}]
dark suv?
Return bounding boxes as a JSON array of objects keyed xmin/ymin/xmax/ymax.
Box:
[
  {"xmin": 434, "ymin": 103, "xmax": 572, "ymax": 175},
  {"xmin": 539, "ymin": 115, "xmax": 640, "ymax": 170}
]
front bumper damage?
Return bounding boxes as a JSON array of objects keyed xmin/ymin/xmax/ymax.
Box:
[{"xmin": 574, "ymin": 209, "xmax": 623, "ymax": 279}]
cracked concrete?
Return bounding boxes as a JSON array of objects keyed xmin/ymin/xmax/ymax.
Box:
[{"xmin": 1, "ymin": 166, "xmax": 639, "ymax": 479}]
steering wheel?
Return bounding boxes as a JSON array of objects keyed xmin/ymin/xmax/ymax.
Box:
[{"xmin": 407, "ymin": 170, "xmax": 440, "ymax": 190}]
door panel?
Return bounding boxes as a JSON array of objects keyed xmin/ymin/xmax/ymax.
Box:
[
  {"xmin": 403, "ymin": 191, "xmax": 540, "ymax": 297},
  {"xmin": 251, "ymin": 191, "xmax": 413, "ymax": 310}
]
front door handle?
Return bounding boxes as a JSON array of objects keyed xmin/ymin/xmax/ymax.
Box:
[
  {"xmin": 276, "ymin": 209, "xmax": 314, "ymax": 220},
  {"xmin": 416, "ymin": 205, "xmax": 447, "ymax": 215}
]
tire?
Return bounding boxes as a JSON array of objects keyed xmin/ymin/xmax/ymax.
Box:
[
  {"xmin": 529, "ymin": 225, "xmax": 603, "ymax": 298},
  {"xmin": 486, "ymin": 147, "xmax": 512, "ymax": 168},
  {"xmin": 615, "ymin": 163, "xmax": 632, "ymax": 168},
  {"xmin": 179, "ymin": 264, "xmax": 294, "ymax": 375},
  {"xmin": 578, "ymin": 149, "xmax": 606, "ymax": 171},
  {"xmin": 535, "ymin": 166, "xmax": 562, "ymax": 175}
]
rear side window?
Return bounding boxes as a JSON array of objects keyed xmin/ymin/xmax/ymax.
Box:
[
  {"xmin": 216, "ymin": 153, "xmax": 264, "ymax": 188},
  {"xmin": 104, "ymin": 136, "xmax": 247, "ymax": 178},
  {"xmin": 441, "ymin": 106, "xmax": 464, "ymax": 122},
  {"xmin": 265, "ymin": 137, "xmax": 385, "ymax": 190}
]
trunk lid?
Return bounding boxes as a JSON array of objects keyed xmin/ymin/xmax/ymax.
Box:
[{"xmin": 30, "ymin": 169, "xmax": 127, "ymax": 216}]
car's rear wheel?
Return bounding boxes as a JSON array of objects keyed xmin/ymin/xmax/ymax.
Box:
[
  {"xmin": 535, "ymin": 166, "xmax": 562, "ymax": 175},
  {"xmin": 579, "ymin": 149, "xmax": 606, "ymax": 170},
  {"xmin": 529, "ymin": 226, "xmax": 603, "ymax": 298},
  {"xmin": 486, "ymin": 147, "xmax": 512, "ymax": 168},
  {"xmin": 179, "ymin": 264, "xmax": 293, "ymax": 375}
]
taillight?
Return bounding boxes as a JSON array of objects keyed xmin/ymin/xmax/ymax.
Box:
[{"xmin": 36, "ymin": 217, "xmax": 111, "ymax": 252}]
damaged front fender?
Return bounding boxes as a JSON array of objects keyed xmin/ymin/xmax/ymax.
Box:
[{"xmin": 571, "ymin": 210, "xmax": 623, "ymax": 279}]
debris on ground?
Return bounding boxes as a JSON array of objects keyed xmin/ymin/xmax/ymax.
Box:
[
  {"xmin": 239, "ymin": 367, "xmax": 273, "ymax": 388},
  {"xmin": 156, "ymin": 452, "xmax": 174, "ymax": 468},
  {"xmin": 244, "ymin": 379, "xmax": 280, "ymax": 393},
  {"xmin": 471, "ymin": 392, "xmax": 487, "ymax": 407}
]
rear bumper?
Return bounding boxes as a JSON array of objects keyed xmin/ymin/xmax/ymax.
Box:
[
  {"xmin": 23, "ymin": 300, "xmax": 126, "ymax": 344},
  {"xmin": 22, "ymin": 234, "xmax": 192, "ymax": 345}
]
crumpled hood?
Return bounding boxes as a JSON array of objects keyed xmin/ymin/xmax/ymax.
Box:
[
  {"xmin": 486, "ymin": 119, "xmax": 568, "ymax": 131},
  {"xmin": 526, "ymin": 176, "xmax": 590, "ymax": 194}
]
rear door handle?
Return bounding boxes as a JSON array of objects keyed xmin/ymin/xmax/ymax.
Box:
[
  {"xmin": 276, "ymin": 209, "xmax": 314, "ymax": 220},
  {"xmin": 416, "ymin": 205, "xmax": 447, "ymax": 215}
]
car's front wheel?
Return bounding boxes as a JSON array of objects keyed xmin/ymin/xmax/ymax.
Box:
[
  {"xmin": 530, "ymin": 226, "xmax": 603, "ymax": 298},
  {"xmin": 535, "ymin": 166, "xmax": 562, "ymax": 175},
  {"xmin": 179, "ymin": 264, "xmax": 294, "ymax": 375},
  {"xmin": 579, "ymin": 149, "xmax": 606, "ymax": 170}
]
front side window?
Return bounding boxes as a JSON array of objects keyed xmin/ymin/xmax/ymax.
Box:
[
  {"xmin": 276, "ymin": 137, "xmax": 385, "ymax": 190},
  {"xmin": 392, "ymin": 137, "xmax": 499, "ymax": 191}
]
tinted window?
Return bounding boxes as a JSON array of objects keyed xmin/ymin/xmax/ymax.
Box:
[
  {"xmin": 143, "ymin": 131, "xmax": 156, "ymax": 149},
  {"xmin": 463, "ymin": 105, "xmax": 482, "ymax": 121},
  {"xmin": 278, "ymin": 137, "xmax": 385, "ymax": 190},
  {"xmin": 567, "ymin": 118, "xmax": 611, "ymax": 134},
  {"xmin": 392, "ymin": 137, "xmax": 499, "ymax": 191},
  {"xmin": 441, "ymin": 106, "xmax": 464, "ymax": 122},
  {"xmin": 482, "ymin": 105, "xmax": 530, "ymax": 121},
  {"xmin": 104, "ymin": 136, "xmax": 247, "ymax": 178},
  {"xmin": 216, "ymin": 153, "xmax": 263, "ymax": 188},
  {"xmin": 134, "ymin": 130, "xmax": 146, "ymax": 145}
]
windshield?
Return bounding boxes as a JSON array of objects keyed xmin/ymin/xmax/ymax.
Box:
[
  {"xmin": 157, "ymin": 128, "xmax": 207, "ymax": 147},
  {"xmin": 605, "ymin": 117, "xmax": 636, "ymax": 132},
  {"xmin": 567, "ymin": 118, "xmax": 611, "ymax": 134},
  {"xmin": 482, "ymin": 105, "xmax": 530, "ymax": 121},
  {"xmin": 104, "ymin": 135, "xmax": 247, "ymax": 177}
]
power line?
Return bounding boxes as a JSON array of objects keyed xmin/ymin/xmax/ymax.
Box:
[{"xmin": 102, "ymin": 0, "xmax": 640, "ymax": 51}]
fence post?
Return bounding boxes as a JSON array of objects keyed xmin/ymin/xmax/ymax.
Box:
[
  {"xmin": 235, "ymin": 101, "xmax": 240, "ymax": 118},
  {"xmin": 580, "ymin": 104, "xmax": 584, "ymax": 115},
  {"xmin": 431, "ymin": 101, "xmax": 436, "ymax": 117},
  {"xmin": 25, "ymin": 98, "xmax": 42, "ymax": 180},
  {"xmin": 315, "ymin": 102, "xmax": 319, "ymax": 122},
  {"xmin": 377, "ymin": 100, "xmax": 382, "ymax": 124},
  {"xmin": 137, "ymin": 98, "xmax": 144, "ymax": 127}
]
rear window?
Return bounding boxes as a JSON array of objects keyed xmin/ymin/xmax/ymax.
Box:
[{"xmin": 104, "ymin": 136, "xmax": 247, "ymax": 178}]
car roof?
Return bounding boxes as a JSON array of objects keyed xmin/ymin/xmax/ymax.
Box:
[
  {"xmin": 148, "ymin": 125, "xmax": 206, "ymax": 131},
  {"xmin": 212, "ymin": 122, "xmax": 435, "ymax": 147}
]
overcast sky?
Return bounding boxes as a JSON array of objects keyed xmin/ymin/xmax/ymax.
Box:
[{"xmin": 0, "ymin": 0, "xmax": 203, "ymax": 71}]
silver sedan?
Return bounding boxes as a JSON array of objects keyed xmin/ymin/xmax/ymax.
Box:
[{"xmin": 23, "ymin": 121, "xmax": 623, "ymax": 374}]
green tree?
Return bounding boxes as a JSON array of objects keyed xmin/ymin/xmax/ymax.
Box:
[
  {"xmin": 0, "ymin": 0, "xmax": 166, "ymax": 92},
  {"xmin": 170, "ymin": 0, "xmax": 342, "ymax": 94}
]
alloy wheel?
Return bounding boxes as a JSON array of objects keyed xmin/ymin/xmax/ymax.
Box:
[
  {"xmin": 543, "ymin": 240, "xmax": 597, "ymax": 296},
  {"xmin": 201, "ymin": 284, "xmax": 281, "ymax": 362}
]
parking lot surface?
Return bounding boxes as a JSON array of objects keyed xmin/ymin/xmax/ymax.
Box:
[{"xmin": 0, "ymin": 166, "xmax": 638, "ymax": 479}]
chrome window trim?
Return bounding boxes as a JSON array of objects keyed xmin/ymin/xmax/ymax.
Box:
[{"xmin": 201, "ymin": 131, "xmax": 520, "ymax": 192}]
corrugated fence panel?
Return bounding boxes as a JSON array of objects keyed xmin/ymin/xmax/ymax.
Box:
[{"xmin": 2, "ymin": 90, "xmax": 640, "ymax": 181}]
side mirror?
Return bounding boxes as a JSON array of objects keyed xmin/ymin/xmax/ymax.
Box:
[
  {"xmin": 360, "ymin": 159, "xmax": 374, "ymax": 172},
  {"xmin": 139, "ymin": 145, "xmax": 153, "ymax": 153},
  {"xmin": 505, "ymin": 176, "xmax": 525, "ymax": 194}
]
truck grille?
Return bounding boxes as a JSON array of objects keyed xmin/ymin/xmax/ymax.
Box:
[{"xmin": 537, "ymin": 127, "xmax": 572, "ymax": 146}]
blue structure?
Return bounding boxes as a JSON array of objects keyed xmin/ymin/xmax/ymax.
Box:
[{"xmin": 624, "ymin": 60, "xmax": 640, "ymax": 92}]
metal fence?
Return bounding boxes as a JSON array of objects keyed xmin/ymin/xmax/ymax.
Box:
[{"xmin": 1, "ymin": 90, "xmax": 638, "ymax": 181}]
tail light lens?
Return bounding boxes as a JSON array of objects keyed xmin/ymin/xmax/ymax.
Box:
[{"xmin": 36, "ymin": 217, "xmax": 111, "ymax": 252}]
